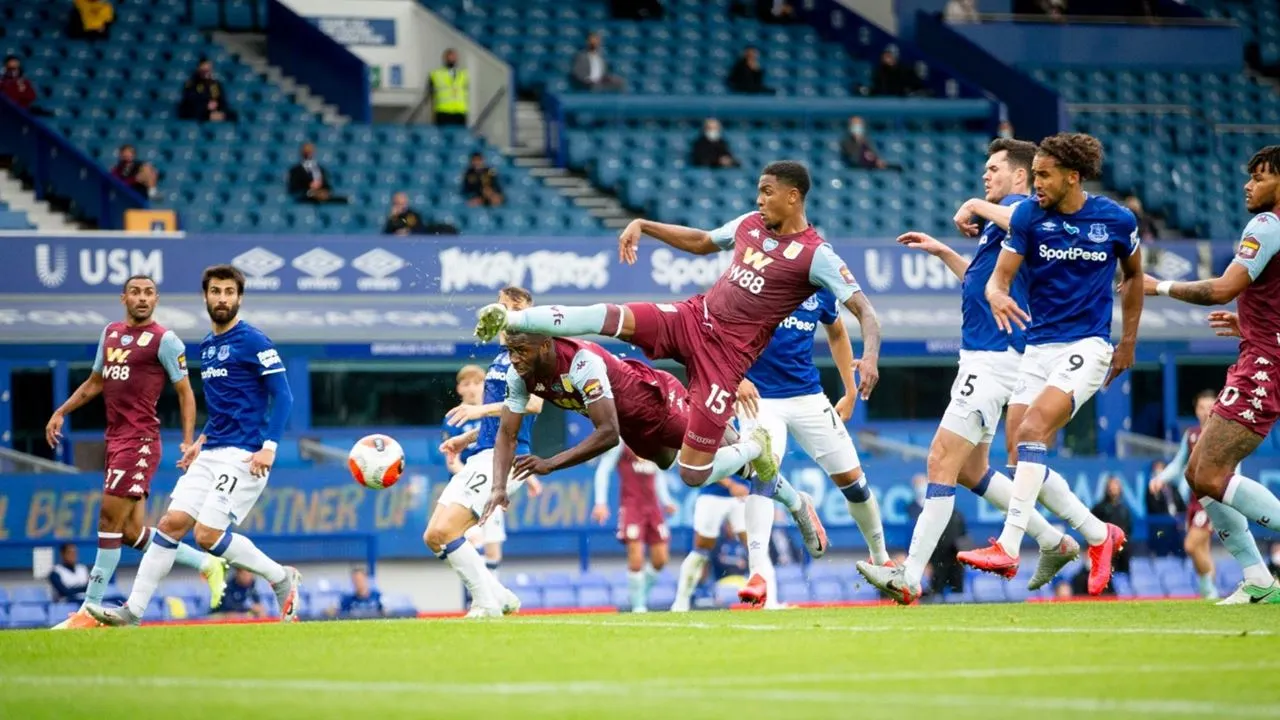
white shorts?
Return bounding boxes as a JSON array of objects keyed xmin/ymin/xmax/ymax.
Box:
[
  {"xmin": 168, "ymin": 446, "xmax": 269, "ymax": 531},
  {"xmin": 1010, "ymin": 337, "xmax": 1113, "ymax": 417},
  {"xmin": 692, "ymin": 494, "xmax": 747, "ymax": 539},
  {"xmin": 466, "ymin": 508, "xmax": 507, "ymax": 546},
  {"xmin": 939, "ymin": 348, "xmax": 1022, "ymax": 445},
  {"xmin": 437, "ymin": 449, "xmax": 527, "ymax": 521},
  {"xmin": 739, "ymin": 393, "xmax": 860, "ymax": 475}
]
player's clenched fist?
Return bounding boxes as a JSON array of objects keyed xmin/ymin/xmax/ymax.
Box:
[{"xmin": 854, "ymin": 356, "xmax": 879, "ymax": 400}]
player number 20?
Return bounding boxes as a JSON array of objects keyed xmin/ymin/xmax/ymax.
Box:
[
  {"xmin": 103, "ymin": 364, "xmax": 131, "ymax": 381},
  {"xmin": 705, "ymin": 384, "xmax": 732, "ymax": 415}
]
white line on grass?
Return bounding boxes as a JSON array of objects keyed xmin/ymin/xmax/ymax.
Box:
[
  {"xmin": 513, "ymin": 617, "xmax": 1276, "ymax": 637},
  {"xmin": 3, "ymin": 671, "xmax": 1279, "ymax": 717}
]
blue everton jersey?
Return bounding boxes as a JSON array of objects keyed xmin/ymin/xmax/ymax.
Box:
[
  {"xmin": 1003, "ymin": 194, "xmax": 1139, "ymax": 345},
  {"xmin": 443, "ymin": 418, "xmax": 482, "ymax": 462},
  {"xmin": 699, "ymin": 473, "xmax": 751, "ymax": 497},
  {"xmin": 475, "ymin": 350, "xmax": 534, "ymax": 454},
  {"xmin": 745, "ymin": 288, "xmax": 839, "ymax": 399},
  {"xmin": 198, "ymin": 321, "xmax": 285, "ymax": 451},
  {"xmin": 963, "ymin": 194, "xmax": 1029, "ymax": 353}
]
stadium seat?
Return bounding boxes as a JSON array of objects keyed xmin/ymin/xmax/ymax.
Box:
[
  {"xmin": 647, "ymin": 584, "xmax": 676, "ymax": 611},
  {"xmin": 8, "ymin": 603, "xmax": 49, "ymax": 628},
  {"xmin": 9, "ymin": 586, "xmax": 48, "ymax": 605},
  {"xmin": 542, "ymin": 586, "xmax": 577, "ymax": 608},
  {"xmin": 577, "ymin": 586, "xmax": 611, "ymax": 607},
  {"xmin": 970, "ymin": 576, "xmax": 1008, "ymax": 603},
  {"xmin": 513, "ymin": 586, "xmax": 544, "ymax": 610}
]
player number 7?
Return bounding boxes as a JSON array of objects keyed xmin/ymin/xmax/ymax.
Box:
[{"xmin": 822, "ymin": 406, "xmax": 838, "ymax": 429}]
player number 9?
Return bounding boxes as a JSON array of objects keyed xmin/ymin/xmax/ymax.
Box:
[{"xmin": 1067, "ymin": 354, "xmax": 1084, "ymax": 372}]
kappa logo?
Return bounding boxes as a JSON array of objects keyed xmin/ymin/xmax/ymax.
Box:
[
  {"xmin": 232, "ymin": 247, "xmax": 285, "ymax": 291},
  {"xmin": 138, "ymin": 445, "xmax": 151, "ymax": 455},
  {"xmin": 131, "ymin": 472, "xmax": 144, "ymax": 481},
  {"xmin": 109, "ymin": 331, "xmax": 119, "ymax": 339},
  {"xmin": 293, "ymin": 248, "xmax": 344, "ymax": 291},
  {"xmin": 1087, "ymin": 223, "xmax": 1109, "ymax": 243},
  {"xmin": 535, "ymin": 383, "xmax": 545, "ymax": 392},
  {"xmin": 34, "ymin": 244, "xmax": 68, "ymax": 288},
  {"xmin": 128, "ymin": 484, "xmax": 144, "ymax": 494},
  {"xmin": 352, "ymin": 248, "xmax": 405, "ymax": 291},
  {"xmin": 136, "ymin": 458, "xmax": 148, "ymax": 468},
  {"xmin": 748, "ymin": 228, "xmax": 761, "ymax": 240}
]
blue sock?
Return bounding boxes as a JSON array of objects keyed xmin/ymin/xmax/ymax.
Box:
[
  {"xmin": 1201, "ymin": 496, "xmax": 1269, "ymax": 583},
  {"xmin": 509, "ymin": 304, "xmax": 607, "ymax": 336},
  {"xmin": 752, "ymin": 472, "xmax": 801, "ymax": 513},
  {"xmin": 1223, "ymin": 474, "xmax": 1280, "ymax": 533},
  {"xmin": 971, "ymin": 468, "xmax": 995, "ymax": 497},
  {"xmin": 85, "ymin": 534, "xmax": 122, "ymax": 607}
]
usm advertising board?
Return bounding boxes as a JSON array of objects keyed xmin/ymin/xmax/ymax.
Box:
[{"xmin": 0, "ymin": 234, "xmax": 1236, "ymax": 347}]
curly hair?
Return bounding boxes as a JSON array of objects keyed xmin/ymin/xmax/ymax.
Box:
[
  {"xmin": 761, "ymin": 160, "xmax": 811, "ymax": 199},
  {"xmin": 1248, "ymin": 145, "xmax": 1280, "ymax": 175},
  {"xmin": 1036, "ymin": 132, "xmax": 1104, "ymax": 181}
]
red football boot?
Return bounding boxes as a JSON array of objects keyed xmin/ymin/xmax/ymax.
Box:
[
  {"xmin": 1087, "ymin": 524, "xmax": 1127, "ymax": 595},
  {"xmin": 738, "ymin": 573, "xmax": 768, "ymax": 607},
  {"xmin": 956, "ymin": 539, "xmax": 1019, "ymax": 579}
]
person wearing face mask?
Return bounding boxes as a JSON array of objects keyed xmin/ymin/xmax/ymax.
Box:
[
  {"xmin": 905, "ymin": 473, "xmax": 969, "ymax": 598},
  {"xmin": 178, "ymin": 59, "xmax": 236, "ymax": 122},
  {"xmin": 1, "ymin": 55, "xmax": 50, "ymax": 116},
  {"xmin": 287, "ymin": 142, "xmax": 348, "ymax": 204},
  {"xmin": 429, "ymin": 49, "xmax": 469, "ymax": 127},
  {"xmin": 840, "ymin": 116, "xmax": 889, "ymax": 170},
  {"xmin": 571, "ymin": 32, "xmax": 626, "ymax": 92},
  {"xmin": 690, "ymin": 119, "xmax": 740, "ymax": 169}
]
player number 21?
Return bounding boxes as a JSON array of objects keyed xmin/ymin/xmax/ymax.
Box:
[{"xmin": 705, "ymin": 384, "xmax": 732, "ymax": 415}]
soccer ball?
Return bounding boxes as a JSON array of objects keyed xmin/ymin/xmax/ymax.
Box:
[{"xmin": 348, "ymin": 434, "xmax": 405, "ymax": 489}]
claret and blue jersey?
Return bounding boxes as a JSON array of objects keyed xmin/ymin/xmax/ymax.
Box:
[
  {"xmin": 745, "ymin": 287, "xmax": 839, "ymax": 399},
  {"xmin": 963, "ymin": 193, "xmax": 1029, "ymax": 353},
  {"xmin": 1002, "ymin": 194, "xmax": 1139, "ymax": 345}
]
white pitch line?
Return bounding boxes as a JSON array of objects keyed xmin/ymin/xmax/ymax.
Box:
[
  {"xmin": 511, "ymin": 617, "xmax": 1277, "ymax": 637},
  {"xmin": 3, "ymin": 672, "xmax": 1279, "ymax": 717}
]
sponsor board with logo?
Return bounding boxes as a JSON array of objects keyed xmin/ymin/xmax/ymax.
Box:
[{"xmin": 2, "ymin": 235, "xmax": 1231, "ymax": 298}]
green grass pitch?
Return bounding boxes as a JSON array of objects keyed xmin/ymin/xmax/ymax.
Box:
[{"xmin": 1, "ymin": 601, "xmax": 1277, "ymax": 720}]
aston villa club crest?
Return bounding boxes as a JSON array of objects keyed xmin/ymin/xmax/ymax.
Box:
[
  {"xmin": 138, "ymin": 332, "xmax": 154, "ymax": 347},
  {"xmin": 783, "ymin": 242, "xmax": 803, "ymax": 260}
]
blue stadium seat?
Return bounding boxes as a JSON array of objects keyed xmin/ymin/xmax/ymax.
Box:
[
  {"xmin": 9, "ymin": 603, "xmax": 49, "ymax": 628},
  {"xmin": 971, "ymin": 576, "xmax": 1007, "ymax": 603},
  {"xmin": 542, "ymin": 586, "xmax": 577, "ymax": 608},
  {"xmin": 513, "ymin": 586, "xmax": 543, "ymax": 610},
  {"xmin": 647, "ymin": 585, "xmax": 676, "ymax": 610},
  {"xmin": 10, "ymin": 586, "xmax": 48, "ymax": 605},
  {"xmin": 578, "ymin": 586, "xmax": 611, "ymax": 607}
]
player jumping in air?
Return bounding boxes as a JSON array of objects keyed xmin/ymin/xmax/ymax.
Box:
[
  {"xmin": 45, "ymin": 275, "xmax": 226, "ymax": 629},
  {"xmin": 593, "ymin": 443, "xmax": 677, "ymax": 612},
  {"xmin": 1150, "ymin": 390, "xmax": 1227, "ymax": 600},
  {"xmin": 731, "ymin": 283, "xmax": 889, "ymax": 608},
  {"xmin": 861, "ymin": 139, "xmax": 1082, "ymax": 603},
  {"xmin": 1142, "ymin": 144, "xmax": 1280, "ymax": 605},
  {"xmin": 89, "ymin": 265, "xmax": 301, "ymax": 626},
  {"xmin": 958, "ymin": 133, "xmax": 1141, "ymax": 595},
  {"xmin": 430, "ymin": 287, "xmax": 542, "ymax": 617},
  {"xmin": 474, "ymin": 161, "xmax": 880, "ymax": 557}
]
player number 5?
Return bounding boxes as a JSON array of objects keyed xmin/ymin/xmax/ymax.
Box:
[
  {"xmin": 705, "ymin": 384, "xmax": 732, "ymax": 415},
  {"xmin": 960, "ymin": 374, "xmax": 977, "ymax": 397}
]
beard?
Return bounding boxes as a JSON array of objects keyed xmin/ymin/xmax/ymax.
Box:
[
  {"xmin": 206, "ymin": 301, "xmax": 239, "ymax": 325},
  {"xmin": 127, "ymin": 306, "xmax": 153, "ymax": 323}
]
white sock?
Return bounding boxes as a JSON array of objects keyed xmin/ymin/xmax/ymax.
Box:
[
  {"xmin": 174, "ymin": 543, "xmax": 212, "ymax": 572},
  {"xmin": 997, "ymin": 443, "xmax": 1048, "ymax": 556},
  {"xmin": 214, "ymin": 533, "xmax": 287, "ymax": 584},
  {"xmin": 674, "ymin": 550, "xmax": 709, "ymax": 609},
  {"xmin": 628, "ymin": 570, "xmax": 647, "ymax": 611},
  {"xmin": 441, "ymin": 538, "xmax": 498, "ymax": 608},
  {"xmin": 126, "ymin": 531, "xmax": 179, "ymax": 617},
  {"xmin": 840, "ymin": 478, "xmax": 890, "ymax": 564},
  {"xmin": 706, "ymin": 439, "xmax": 761, "ymax": 485},
  {"xmin": 745, "ymin": 494, "xmax": 777, "ymax": 602},
  {"xmin": 1038, "ymin": 469, "xmax": 1108, "ymax": 545},
  {"xmin": 904, "ymin": 484, "xmax": 955, "ymax": 587},
  {"xmin": 976, "ymin": 468, "xmax": 1065, "ymax": 550}
]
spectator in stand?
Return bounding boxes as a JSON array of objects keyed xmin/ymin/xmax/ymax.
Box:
[
  {"xmin": 214, "ymin": 568, "xmax": 266, "ymax": 618},
  {"xmin": 1091, "ymin": 476, "xmax": 1132, "ymax": 580},
  {"xmin": 1146, "ymin": 459, "xmax": 1187, "ymax": 556},
  {"xmin": 68, "ymin": 0, "xmax": 114, "ymax": 41},
  {"xmin": 428, "ymin": 49, "xmax": 469, "ymax": 128},
  {"xmin": 1125, "ymin": 195, "xmax": 1158, "ymax": 242},
  {"xmin": 756, "ymin": 0, "xmax": 796, "ymax": 24},
  {"xmin": 611, "ymin": 0, "xmax": 664, "ymax": 20},
  {"xmin": 111, "ymin": 145, "xmax": 160, "ymax": 199},
  {"xmin": 841, "ymin": 116, "xmax": 889, "ymax": 170},
  {"xmin": 571, "ymin": 32, "xmax": 626, "ymax": 92},
  {"xmin": 1, "ymin": 55, "xmax": 51, "ymax": 116},
  {"xmin": 870, "ymin": 47, "xmax": 922, "ymax": 97},
  {"xmin": 690, "ymin": 119, "xmax": 739, "ymax": 169},
  {"xmin": 462, "ymin": 152, "xmax": 504, "ymax": 207},
  {"xmin": 49, "ymin": 543, "xmax": 89, "ymax": 603},
  {"xmin": 288, "ymin": 142, "xmax": 347, "ymax": 204},
  {"xmin": 944, "ymin": 0, "xmax": 980, "ymax": 23},
  {"xmin": 727, "ymin": 46, "xmax": 773, "ymax": 95},
  {"xmin": 384, "ymin": 192, "xmax": 426, "ymax": 235},
  {"xmin": 339, "ymin": 568, "xmax": 385, "ymax": 618},
  {"xmin": 178, "ymin": 58, "xmax": 237, "ymax": 122}
]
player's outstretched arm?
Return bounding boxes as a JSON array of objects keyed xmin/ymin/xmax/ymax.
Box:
[
  {"xmin": 481, "ymin": 407, "xmax": 525, "ymax": 524},
  {"xmin": 842, "ymin": 292, "xmax": 881, "ymax": 400},
  {"xmin": 249, "ymin": 372, "xmax": 293, "ymax": 477},
  {"xmin": 956, "ymin": 198, "xmax": 1015, "ymax": 234},
  {"xmin": 1107, "ymin": 247, "xmax": 1145, "ymax": 387},
  {"xmin": 897, "ymin": 231, "xmax": 970, "ymax": 281},
  {"xmin": 1145, "ymin": 263, "xmax": 1253, "ymax": 306},
  {"xmin": 174, "ymin": 377, "xmax": 197, "ymax": 448},
  {"xmin": 591, "ymin": 444, "xmax": 623, "ymax": 524},
  {"xmin": 618, "ymin": 218, "xmax": 722, "ymax": 264},
  {"xmin": 535, "ymin": 396, "xmax": 622, "ymax": 475},
  {"xmin": 46, "ymin": 371, "xmax": 104, "ymax": 448},
  {"xmin": 985, "ymin": 249, "xmax": 1030, "ymax": 333},
  {"xmin": 822, "ymin": 317, "xmax": 858, "ymax": 418}
]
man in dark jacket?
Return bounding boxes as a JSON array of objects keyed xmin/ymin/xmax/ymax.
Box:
[
  {"xmin": 178, "ymin": 59, "xmax": 236, "ymax": 122},
  {"xmin": 462, "ymin": 152, "xmax": 504, "ymax": 207},
  {"xmin": 288, "ymin": 142, "xmax": 347, "ymax": 204},
  {"xmin": 690, "ymin": 119, "xmax": 739, "ymax": 168},
  {"xmin": 727, "ymin": 47, "xmax": 773, "ymax": 95}
]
